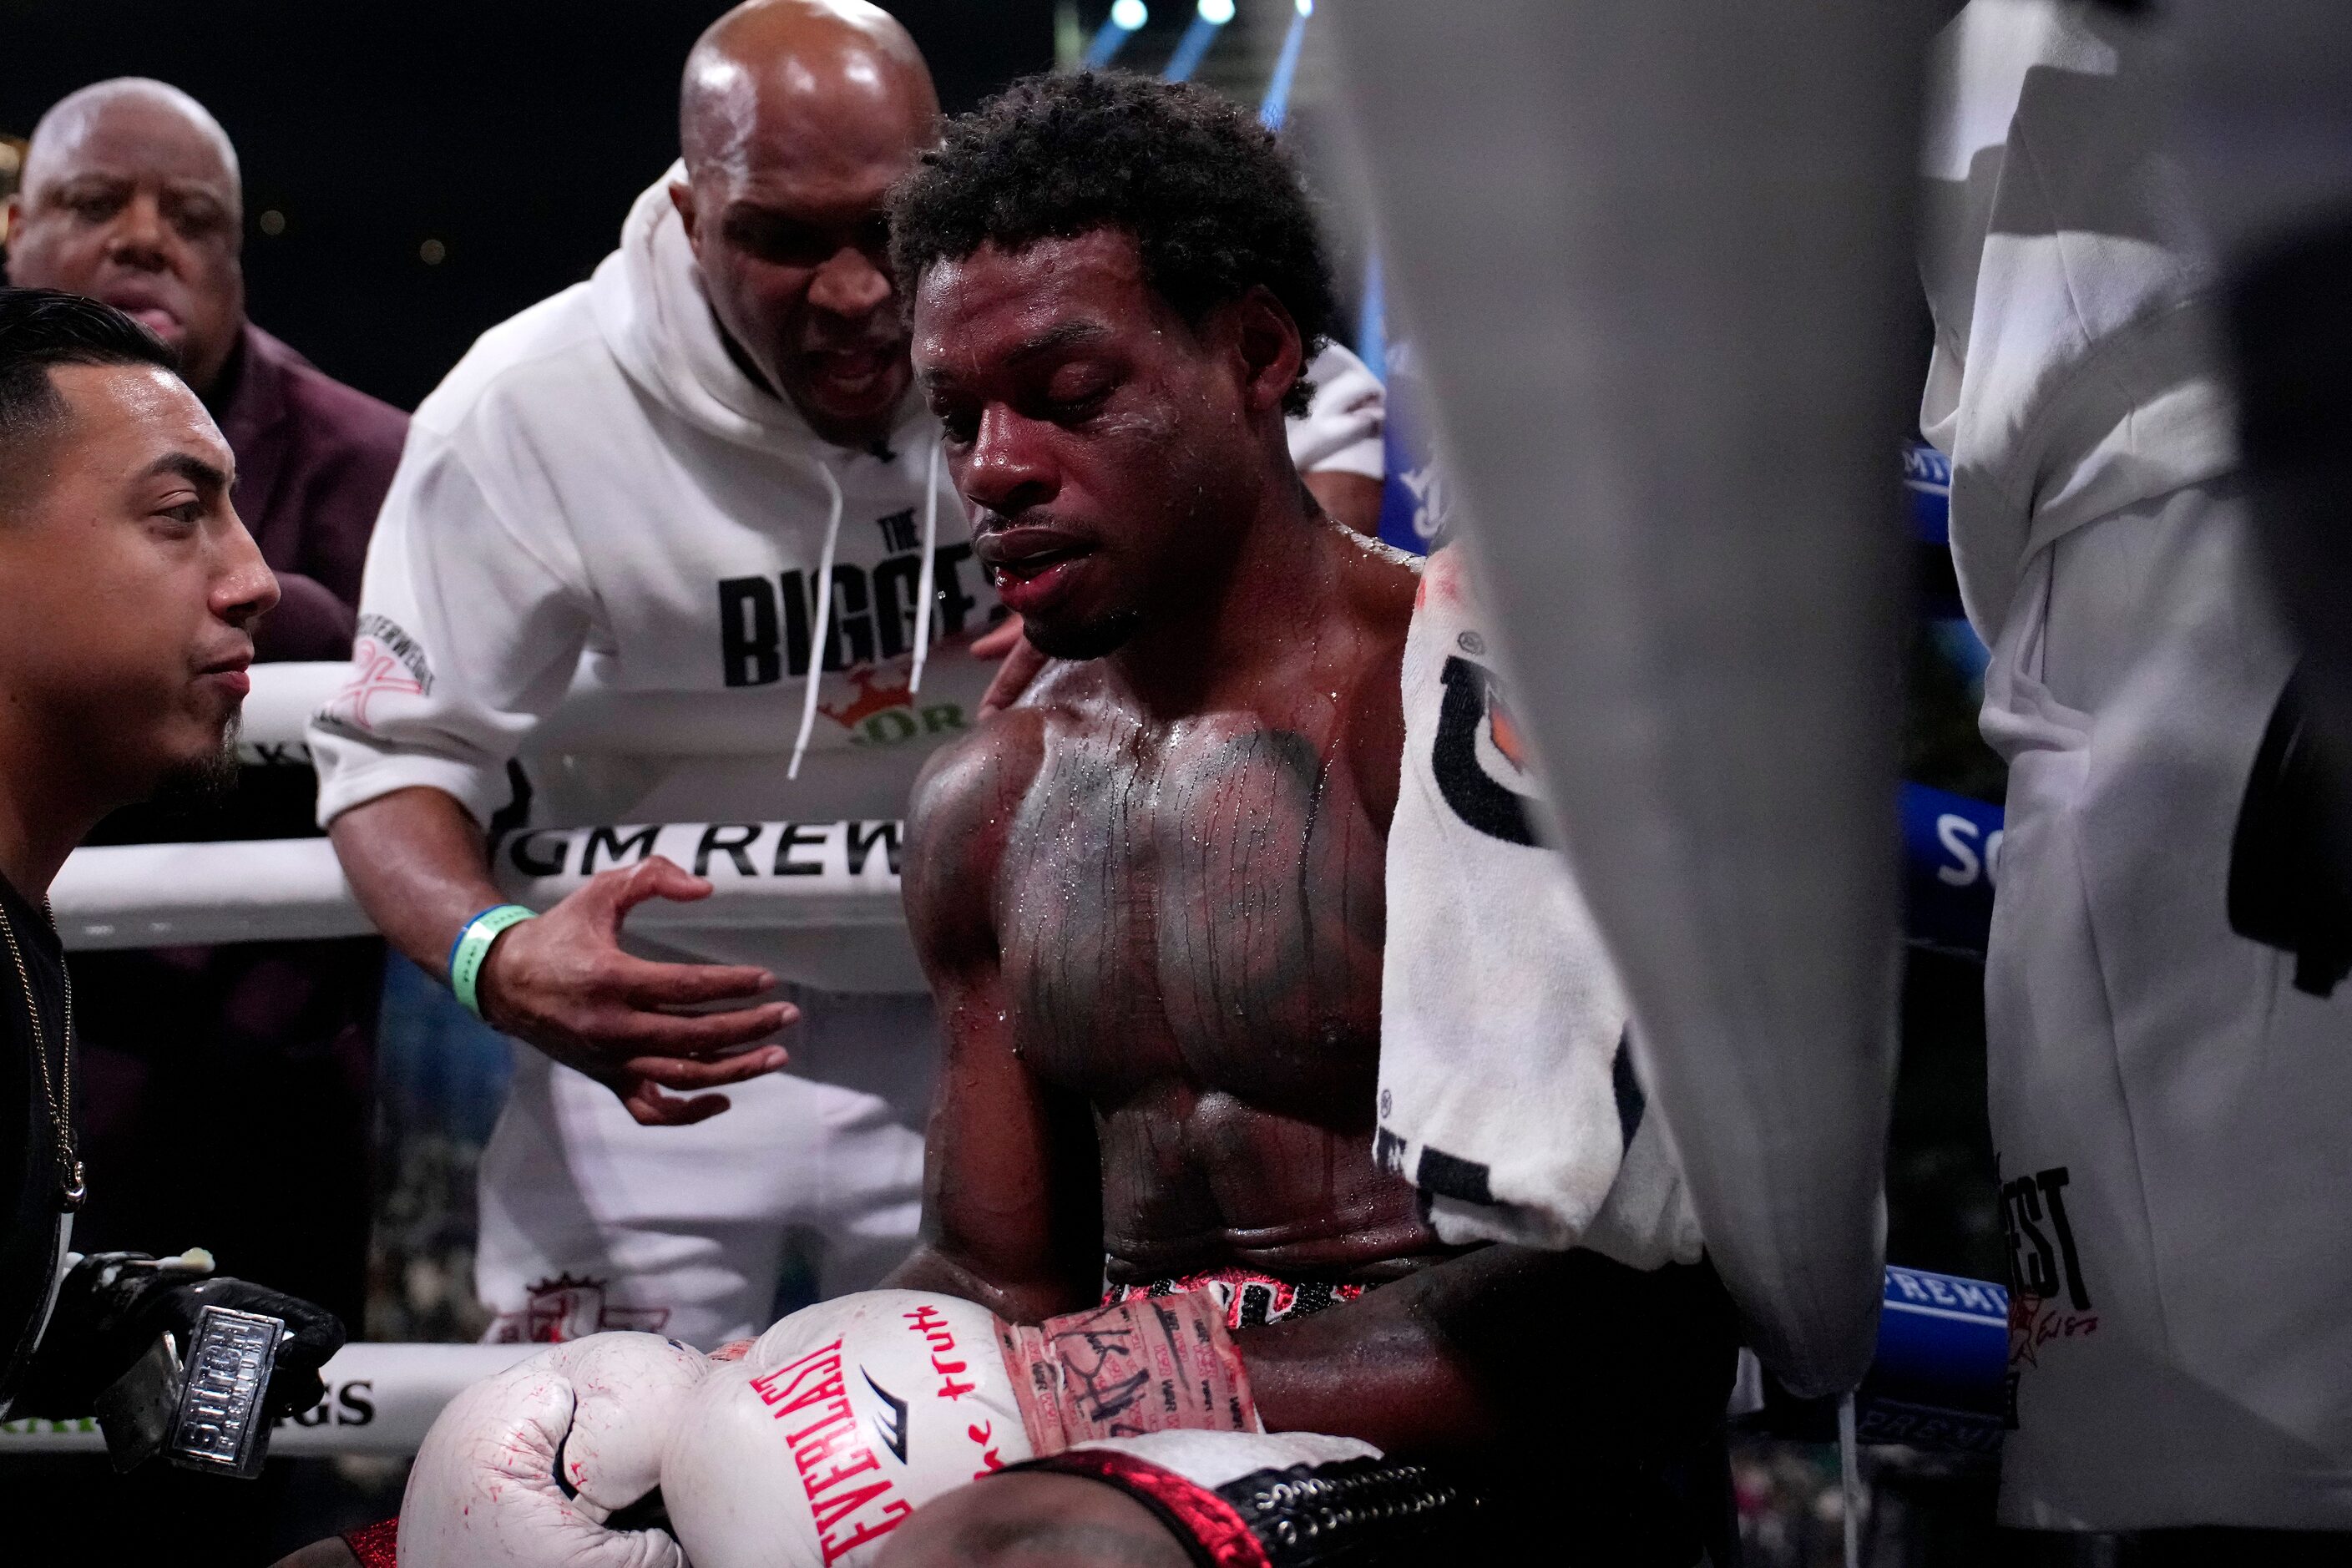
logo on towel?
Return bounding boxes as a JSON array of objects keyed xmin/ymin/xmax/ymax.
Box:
[
  {"xmin": 2000, "ymin": 1166, "xmax": 2098, "ymax": 1401},
  {"xmin": 1431, "ymin": 655, "xmax": 1540, "ymax": 846}
]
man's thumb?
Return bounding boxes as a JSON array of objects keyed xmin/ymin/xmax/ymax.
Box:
[{"xmin": 605, "ymin": 856, "xmax": 714, "ymax": 918}]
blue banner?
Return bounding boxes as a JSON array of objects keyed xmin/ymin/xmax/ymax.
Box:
[
  {"xmin": 1373, "ymin": 339, "xmax": 1446, "ymax": 555},
  {"xmin": 1857, "ymin": 1265, "xmax": 2011, "ymax": 1452},
  {"xmin": 1901, "ymin": 781, "xmax": 2001, "ymax": 956},
  {"xmin": 1904, "ymin": 439, "xmax": 1951, "ymax": 546}
]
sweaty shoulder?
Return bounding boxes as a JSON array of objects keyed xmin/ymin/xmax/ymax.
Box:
[
  {"xmin": 903, "ymin": 705, "xmax": 1053, "ymax": 967},
  {"xmin": 1335, "ymin": 531, "xmax": 1419, "ymax": 831}
]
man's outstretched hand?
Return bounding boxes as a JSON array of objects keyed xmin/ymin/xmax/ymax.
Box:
[{"xmin": 478, "ymin": 856, "xmax": 797, "ymax": 1125}]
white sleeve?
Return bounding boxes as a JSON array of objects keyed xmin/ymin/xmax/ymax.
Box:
[
  {"xmin": 309, "ymin": 422, "xmax": 592, "ymax": 829},
  {"xmin": 1287, "ymin": 341, "xmax": 1386, "ymax": 480}
]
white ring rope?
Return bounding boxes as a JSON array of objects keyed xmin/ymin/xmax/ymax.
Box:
[
  {"xmin": 0, "ymin": 1342, "xmax": 536, "ymax": 1456},
  {"xmin": 53, "ymin": 819, "xmax": 910, "ymax": 953}
]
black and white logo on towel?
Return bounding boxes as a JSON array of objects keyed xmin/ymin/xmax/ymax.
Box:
[{"xmin": 1434, "ymin": 647, "xmax": 1540, "ymax": 847}]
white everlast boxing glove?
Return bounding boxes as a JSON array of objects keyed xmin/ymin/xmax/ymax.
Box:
[
  {"xmin": 400, "ymin": 1332, "xmax": 711, "ymax": 1568},
  {"xmin": 665, "ymin": 1288, "xmax": 1258, "ymax": 1568}
]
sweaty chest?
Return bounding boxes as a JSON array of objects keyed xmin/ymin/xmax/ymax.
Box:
[{"xmin": 997, "ymin": 718, "xmax": 1388, "ymax": 1112}]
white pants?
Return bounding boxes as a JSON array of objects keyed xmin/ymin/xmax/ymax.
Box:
[
  {"xmin": 1985, "ymin": 479, "xmax": 2352, "ymax": 1530},
  {"xmin": 475, "ymin": 987, "xmax": 933, "ymax": 1349}
]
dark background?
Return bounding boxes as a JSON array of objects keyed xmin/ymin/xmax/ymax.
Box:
[{"xmin": 2, "ymin": 0, "xmax": 1060, "ymax": 411}]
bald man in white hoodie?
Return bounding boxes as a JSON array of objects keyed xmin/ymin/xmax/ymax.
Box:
[{"xmin": 313, "ymin": 0, "xmax": 1385, "ymax": 1349}]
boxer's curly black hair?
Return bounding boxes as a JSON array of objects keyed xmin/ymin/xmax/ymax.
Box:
[{"xmin": 888, "ymin": 72, "xmax": 1339, "ymax": 416}]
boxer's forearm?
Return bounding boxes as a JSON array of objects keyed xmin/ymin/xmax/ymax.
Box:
[
  {"xmin": 1242, "ymin": 1242, "xmax": 1667, "ymax": 1459},
  {"xmin": 328, "ymin": 786, "xmax": 504, "ymax": 975},
  {"xmin": 1234, "ymin": 1245, "xmax": 1550, "ymax": 1456},
  {"xmin": 1242, "ymin": 1245, "xmax": 1734, "ymax": 1464}
]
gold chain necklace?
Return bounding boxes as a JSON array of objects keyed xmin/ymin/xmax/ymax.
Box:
[{"xmin": 0, "ymin": 897, "xmax": 84, "ymax": 1211}]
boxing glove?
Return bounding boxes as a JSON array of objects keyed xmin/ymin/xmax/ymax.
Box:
[
  {"xmin": 399, "ymin": 1332, "xmax": 711, "ymax": 1568},
  {"xmin": 665, "ymin": 1288, "xmax": 1258, "ymax": 1568}
]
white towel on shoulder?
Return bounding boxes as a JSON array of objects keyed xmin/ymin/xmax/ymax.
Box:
[{"xmin": 1376, "ymin": 546, "xmax": 1702, "ymax": 1269}]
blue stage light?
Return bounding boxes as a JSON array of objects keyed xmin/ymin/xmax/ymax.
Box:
[{"xmin": 1259, "ymin": 1, "xmax": 1312, "ymax": 130}]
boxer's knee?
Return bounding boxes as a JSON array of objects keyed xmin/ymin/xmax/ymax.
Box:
[{"xmin": 875, "ymin": 1473, "xmax": 1191, "ymax": 1568}]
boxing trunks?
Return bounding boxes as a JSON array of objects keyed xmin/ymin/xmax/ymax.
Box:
[{"xmin": 1102, "ymin": 1266, "xmax": 1368, "ymax": 1330}]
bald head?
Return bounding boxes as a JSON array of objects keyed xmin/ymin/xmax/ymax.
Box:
[
  {"xmin": 8, "ymin": 79, "xmax": 245, "ymax": 396},
  {"xmin": 669, "ymin": 0, "xmax": 939, "ymax": 448},
  {"xmin": 23, "ymin": 79, "xmax": 240, "ymax": 195},
  {"xmin": 680, "ymin": 0, "xmax": 937, "ymax": 178}
]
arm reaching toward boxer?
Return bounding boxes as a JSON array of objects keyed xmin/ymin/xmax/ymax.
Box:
[{"xmin": 329, "ymin": 785, "xmax": 793, "ymax": 1125}]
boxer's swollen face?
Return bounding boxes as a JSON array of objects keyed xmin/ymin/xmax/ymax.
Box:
[
  {"xmin": 913, "ymin": 230, "xmax": 1278, "ymax": 661},
  {"xmin": 7, "ymin": 96, "xmax": 245, "ymax": 397},
  {"xmin": 0, "ymin": 364, "xmax": 276, "ymax": 797},
  {"xmin": 673, "ymin": 129, "xmax": 919, "ymax": 451}
]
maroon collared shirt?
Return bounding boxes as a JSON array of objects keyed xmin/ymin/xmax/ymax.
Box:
[{"xmin": 210, "ymin": 321, "xmax": 407, "ymax": 662}]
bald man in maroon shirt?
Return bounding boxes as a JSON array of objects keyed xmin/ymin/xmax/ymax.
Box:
[{"xmin": 6, "ymin": 78, "xmax": 405, "ymax": 1338}]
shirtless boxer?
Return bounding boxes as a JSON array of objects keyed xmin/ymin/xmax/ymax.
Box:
[{"xmin": 874, "ymin": 73, "xmax": 1736, "ymax": 1560}]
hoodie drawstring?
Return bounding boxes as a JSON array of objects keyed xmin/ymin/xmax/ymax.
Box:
[
  {"xmin": 908, "ymin": 439, "xmax": 943, "ymax": 696},
  {"xmin": 787, "ymin": 458, "xmax": 846, "ymax": 781}
]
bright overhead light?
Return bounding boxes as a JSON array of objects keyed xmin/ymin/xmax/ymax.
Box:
[
  {"xmin": 1198, "ymin": 0, "xmax": 1235, "ymax": 22},
  {"xmin": 1110, "ymin": 0, "xmax": 1147, "ymax": 29},
  {"xmin": 1296, "ymin": 0, "xmax": 1313, "ymax": 13}
]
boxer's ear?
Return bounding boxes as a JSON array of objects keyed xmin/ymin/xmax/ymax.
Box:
[
  {"xmin": 670, "ymin": 180, "xmax": 702, "ymax": 260},
  {"xmin": 1221, "ymin": 285, "xmax": 1304, "ymax": 420}
]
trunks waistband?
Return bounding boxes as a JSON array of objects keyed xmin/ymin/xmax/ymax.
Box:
[{"xmin": 1101, "ymin": 1265, "xmax": 1372, "ymax": 1331}]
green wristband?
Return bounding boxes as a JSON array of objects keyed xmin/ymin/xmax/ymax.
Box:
[{"xmin": 448, "ymin": 903, "xmax": 536, "ymax": 1019}]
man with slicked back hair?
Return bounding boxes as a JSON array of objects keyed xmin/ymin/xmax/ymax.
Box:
[{"xmin": 6, "ymin": 78, "xmax": 406, "ymax": 1341}]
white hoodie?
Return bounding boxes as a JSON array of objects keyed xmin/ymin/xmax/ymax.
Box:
[{"xmin": 311, "ymin": 168, "xmax": 1005, "ymax": 878}]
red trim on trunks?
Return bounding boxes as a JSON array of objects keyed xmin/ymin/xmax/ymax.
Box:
[
  {"xmin": 1019, "ymin": 1449, "xmax": 1271, "ymax": 1568},
  {"xmin": 342, "ymin": 1517, "xmax": 400, "ymax": 1568}
]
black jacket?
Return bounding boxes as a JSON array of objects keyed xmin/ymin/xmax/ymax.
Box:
[{"xmin": 0, "ymin": 870, "xmax": 73, "ymax": 1418}]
